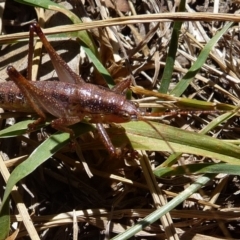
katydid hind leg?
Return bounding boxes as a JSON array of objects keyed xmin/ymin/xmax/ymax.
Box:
[
  {"xmin": 27, "ymin": 23, "xmax": 35, "ymax": 80},
  {"xmin": 7, "ymin": 65, "xmax": 47, "ymax": 130},
  {"xmin": 30, "ymin": 23, "xmax": 84, "ymax": 85}
]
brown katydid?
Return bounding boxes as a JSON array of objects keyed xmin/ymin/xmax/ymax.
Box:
[
  {"xmin": 4, "ymin": 22, "xmax": 142, "ymax": 156},
  {"xmin": 3, "ymin": 22, "xmax": 224, "ymax": 156}
]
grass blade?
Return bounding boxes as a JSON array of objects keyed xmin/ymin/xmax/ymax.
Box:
[
  {"xmin": 122, "ymin": 121, "xmax": 240, "ymax": 164},
  {"xmin": 159, "ymin": 0, "xmax": 186, "ymax": 93},
  {"xmin": 112, "ymin": 174, "xmax": 214, "ymax": 239},
  {"xmin": 0, "ymin": 123, "xmax": 94, "ymax": 236},
  {"xmin": 154, "ymin": 163, "xmax": 240, "ymax": 177},
  {"xmin": 170, "ymin": 21, "xmax": 232, "ymax": 97}
]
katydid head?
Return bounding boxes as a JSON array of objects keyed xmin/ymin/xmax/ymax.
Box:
[
  {"xmin": 99, "ymin": 100, "xmax": 141, "ymax": 123},
  {"xmin": 118, "ymin": 101, "xmax": 140, "ymax": 121}
]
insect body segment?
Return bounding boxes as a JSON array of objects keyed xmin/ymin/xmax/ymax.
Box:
[{"xmin": 0, "ymin": 82, "xmax": 27, "ymax": 110}]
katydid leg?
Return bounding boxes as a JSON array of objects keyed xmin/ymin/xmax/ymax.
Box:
[
  {"xmin": 111, "ymin": 77, "xmax": 132, "ymax": 94},
  {"xmin": 7, "ymin": 66, "xmax": 47, "ymax": 130},
  {"xmin": 27, "ymin": 23, "xmax": 35, "ymax": 81},
  {"xmin": 96, "ymin": 123, "xmax": 117, "ymax": 157},
  {"xmin": 30, "ymin": 23, "xmax": 84, "ymax": 85}
]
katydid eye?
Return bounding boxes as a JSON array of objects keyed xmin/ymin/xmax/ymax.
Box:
[
  {"xmin": 120, "ymin": 112, "xmax": 130, "ymax": 119},
  {"xmin": 133, "ymin": 102, "xmax": 139, "ymax": 107}
]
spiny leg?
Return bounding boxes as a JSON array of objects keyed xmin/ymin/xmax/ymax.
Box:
[
  {"xmin": 30, "ymin": 22, "xmax": 84, "ymax": 85},
  {"xmin": 96, "ymin": 123, "xmax": 119, "ymax": 157},
  {"xmin": 111, "ymin": 77, "xmax": 132, "ymax": 94},
  {"xmin": 7, "ymin": 66, "xmax": 46, "ymax": 131},
  {"xmin": 51, "ymin": 116, "xmax": 84, "ymax": 138},
  {"xmin": 27, "ymin": 22, "xmax": 35, "ymax": 81}
]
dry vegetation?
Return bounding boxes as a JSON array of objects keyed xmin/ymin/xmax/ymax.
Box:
[{"xmin": 1, "ymin": 0, "xmax": 240, "ymax": 239}]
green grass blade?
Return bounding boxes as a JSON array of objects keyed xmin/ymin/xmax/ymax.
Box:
[
  {"xmin": 154, "ymin": 163, "xmax": 240, "ymax": 177},
  {"xmin": 121, "ymin": 121, "xmax": 240, "ymax": 164},
  {"xmin": 161, "ymin": 111, "xmax": 237, "ymax": 167},
  {"xmin": 112, "ymin": 174, "xmax": 214, "ymax": 240},
  {"xmin": 0, "ymin": 202, "xmax": 10, "ymax": 240},
  {"xmin": 0, "ymin": 123, "xmax": 94, "ymax": 234},
  {"xmin": 159, "ymin": 0, "xmax": 186, "ymax": 93},
  {"xmin": 0, "ymin": 120, "xmax": 45, "ymax": 138},
  {"xmin": 15, "ymin": 0, "xmax": 58, "ymax": 8},
  {"xmin": 170, "ymin": 21, "xmax": 232, "ymax": 97}
]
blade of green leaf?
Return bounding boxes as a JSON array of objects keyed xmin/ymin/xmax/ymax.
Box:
[
  {"xmin": 154, "ymin": 163, "xmax": 240, "ymax": 177},
  {"xmin": 0, "ymin": 123, "xmax": 94, "ymax": 237},
  {"xmin": 159, "ymin": 0, "xmax": 186, "ymax": 93},
  {"xmin": 15, "ymin": 0, "xmax": 58, "ymax": 8},
  {"xmin": 0, "ymin": 200, "xmax": 9, "ymax": 240},
  {"xmin": 112, "ymin": 173, "xmax": 214, "ymax": 240},
  {"xmin": 170, "ymin": 21, "xmax": 233, "ymax": 97},
  {"xmin": 121, "ymin": 121, "xmax": 240, "ymax": 164},
  {"xmin": 0, "ymin": 120, "xmax": 47, "ymax": 138},
  {"xmin": 161, "ymin": 110, "xmax": 237, "ymax": 167}
]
